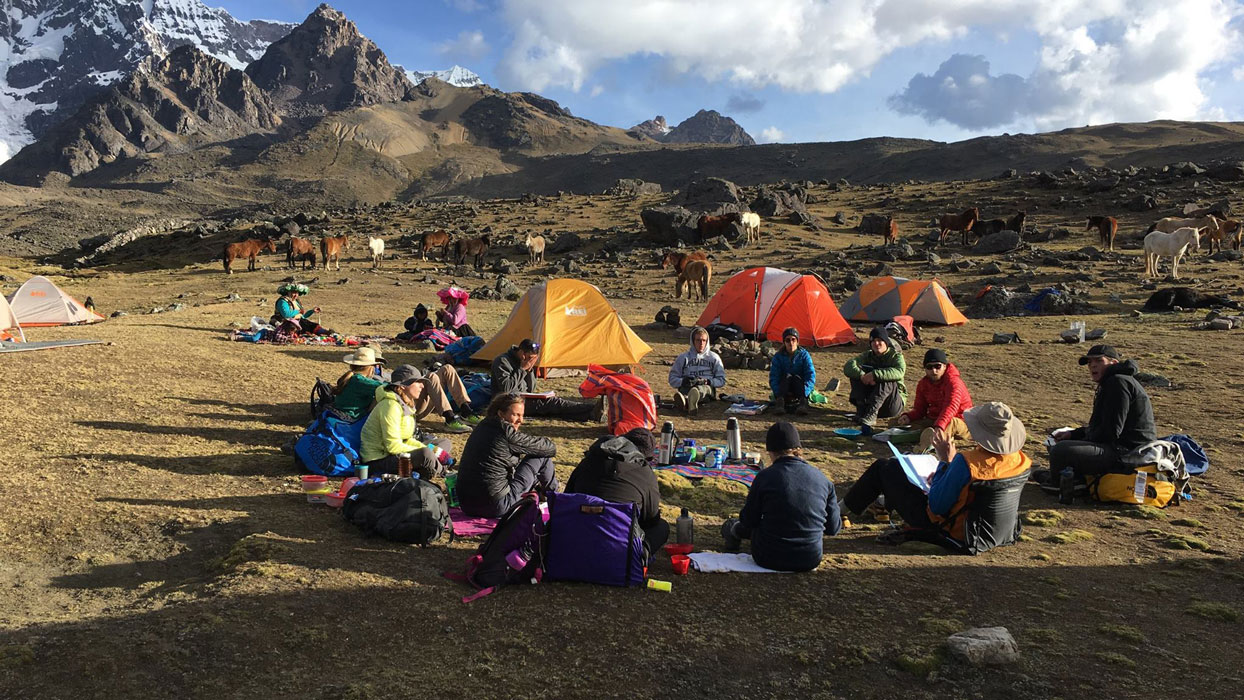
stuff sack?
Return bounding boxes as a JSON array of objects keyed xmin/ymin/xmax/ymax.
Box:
[
  {"xmin": 545, "ymin": 492, "xmax": 648, "ymax": 587},
  {"xmin": 295, "ymin": 414, "xmax": 365, "ymax": 477},
  {"xmin": 1087, "ymin": 466, "xmax": 1178, "ymax": 508},
  {"xmin": 342, "ymin": 477, "xmax": 450, "ymax": 545},
  {"xmin": 444, "ymin": 335, "xmax": 485, "ymax": 365},
  {"xmin": 449, "ymin": 492, "xmax": 548, "ymax": 602},
  {"xmin": 1162, "ymin": 434, "xmax": 1209, "ymax": 476}
]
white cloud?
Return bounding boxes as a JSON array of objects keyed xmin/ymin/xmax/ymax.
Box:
[
  {"xmin": 758, "ymin": 126, "xmax": 784, "ymax": 143},
  {"xmin": 589, "ymin": 84, "xmax": 604, "ymax": 97},
  {"xmin": 496, "ymin": 0, "xmax": 1243, "ymax": 131},
  {"xmin": 437, "ymin": 30, "xmax": 490, "ymax": 61},
  {"xmin": 1233, "ymin": 66, "xmax": 1244, "ymax": 81}
]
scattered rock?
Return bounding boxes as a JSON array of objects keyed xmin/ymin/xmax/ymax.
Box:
[
  {"xmin": 640, "ymin": 206, "xmax": 699, "ymax": 244},
  {"xmin": 606, "ymin": 178, "xmax": 662, "ymax": 196},
  {"xmin": 947, "ymin": 627, "xmax": 1020, "ymax": 666},
  {"xmin": 1136, "ymin": 372, "xmax": 1172, "ymax": 387},
  {"xmin": 992, "ymin": 332, "xmax": 1021, "ymax": 344},
  {"xmin": 973, "ymin": 230, "xmax": 1022, "ymax": 254},
  {"xmin": 829, "ymin": 211, "xmax": 847, "ymax": 225},
  {"xmin": 495, "ymin": 276, "xmax": 521, "ymax": 301},
  {"xmin": 225, "ymin": 293, "xmax": 242, "ymax": 301},
  {"xmin": 548, "ymin": 233, "xmax": 584, "ymax": 254},
  {"xmin": 1085, "ymin": 328, "xmax": 1107, "ymax": 340},
  {"xmin": 110, "ymin": 310, "xmax": 127, "ymax": 318},
  {"xmin": 979, "ymin": 262, "xmax": 1003, "ymax": 275},
  {"xmin": 857, "ymin": 213, "xmax": 890, "ymax": 235}
]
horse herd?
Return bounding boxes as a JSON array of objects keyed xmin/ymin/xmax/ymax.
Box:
[{"xmin": 220, "ymin": 230, "xmax": 526, "ymax": 275}]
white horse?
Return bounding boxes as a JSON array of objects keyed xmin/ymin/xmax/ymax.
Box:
[
  {"xmin": 739, "ymin": 212, "xmax": 761, "ymax": 245},
  {"xmin": 524, "ymin": 233, "xmax": 546, "ymax": 264},
  {"xmin": 1144, "ymin": 227, "xmax": 1201, "ymax": 279},
  {"xmin": 368, "ymin": 236, "xmax": 384, "ymax": 270},
  {"xmin": 1149, "ymin": 215, "xmax": 1219, "ymax": 257}
]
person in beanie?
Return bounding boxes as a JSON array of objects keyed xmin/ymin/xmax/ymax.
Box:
[
  {"xmin": 768, "ymin": 327, "xmax": 817, "ymax": 415},
  {"xmin": 668, "ymin": 326, "xmax": 727, "ymax": 415},
  {"xmin": 565, "ymin": 428, "xmax": 669, "ymax": 551},
  {"xmin": 843, "ymin": 326, "xmax": 907, "ymax": 430},
  {"xmin": 893, "ymin": 348, "xmax": 973, "ymax": 452},
  {"xmin": 843, "ymin": 402, "xmax": 1031, "ymax": 546},
  {"xmin": 720, "ymin": 422, "xmax": 842, "ymax": 571}
]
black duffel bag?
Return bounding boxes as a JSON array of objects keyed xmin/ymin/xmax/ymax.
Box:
[{"xmin": 342, "ymin": 476, "xmax": 450, "ymax": 546}]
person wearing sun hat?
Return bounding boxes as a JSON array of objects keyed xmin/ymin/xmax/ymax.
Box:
[
  {"xmin": 332, "ymin": 346, "xmax": 388, "ymax": 420},
  {"xmin": 843, "ymin": 326, "xmax": 907, "ymax": 430},
  {"xmin": 719, "ymin": 422, "xmax": 842, "ymax": 572},
  {"xmin": 843, "ymin": 401, "xmax": 1031, "ymax": 545},
  {"xmin": 768, "ymin": 327, "xmax": 817, "ymax": 415},
  {"xmin": 272, "ymin": 283, "xmax": 334, "ymax": 336}
]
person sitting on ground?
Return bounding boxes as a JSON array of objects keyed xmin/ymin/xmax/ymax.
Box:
[
  {"xmin": 395, "ymin": 303, "xmax": 435, "ymax": 341},
  {"xmin": 668, "ymin": 326, "xmax": 727, "ymax": 415},
  {"xmin": 381, "ymin": 360, "xmax": 480, "ymax": 432},
  {"xmin": 491, "ymin": 339, "xmax": 601, "ymax": 421},
  {"xmin": 332, "ymin": 347, "xmax": 386, "ymax": 421},
  {"xmin": 768, "ymin": 328, "xmax": 816, "ymax": 415},
  {"xmin": 456, "ymin": 393, "xmax": 559, "ymax": 518},
  {"xmin": 1040, "ymin": 345, "xmax": 1156, "ymax": 486},
  {"xmin": 843, "ymin": 326, "xmax": 907, "ymax": 430},
  {"xmin": 842, "ymin": 402, "xmax": 1031, "ymax": 547},
  {"xmin": 892, "ymin": 348, "xmax": 973, "ymax": 452},
  {"xmin": 565, "ymin": 427, "xmax": 668, "ymax": 551},
  {"xmin": 436, "ymin": 288, "xmax": 475, "ymax": 337},
  {"xmin": 359, "ymin": 365, "xmax": 454, "ymax": 479},
  {"xmin": 720, "ymin": 422, "xmax": 842, "ymax": 572},
  {"xmin": 273, "ymin": 284, "xmax": 335, "ymax": 336}
]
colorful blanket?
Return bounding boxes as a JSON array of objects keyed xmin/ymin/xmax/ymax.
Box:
[
  {"xmin": 393, "ymin": 328, "xmax": 458, "ymax": 349},
  {"xmin": 449, "ymin": 507, "xmax": 498, "ymax": 537},
  {"xmin": 228, "ymin": 329, "xmax": 386, "ymax": 346},
  {"xmin": 653, "ymin": 461, "xmax": 757, "ymax": 486}
]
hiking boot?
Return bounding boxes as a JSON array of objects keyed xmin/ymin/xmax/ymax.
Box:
[
  {"xmin": 462, "ymin": 413, "xmax": 483, "ymax": 426},
  {"xmin": 443, "ymin": 418, "xmax": 471, "ymax": 434},
  {"xmin": 721, "ymin": 518, "xmax": 743, "ymax": 552},
  {"xmin": 687, "ymin": 390, "xmax": 700, "ymax": 415},
  {"xmin": 674, "ymin": 392, "xmax": 688, "ymax": 414},
  {"xmin": 866, "ymin": 501, "xmax": 891, "ymax": 523}
]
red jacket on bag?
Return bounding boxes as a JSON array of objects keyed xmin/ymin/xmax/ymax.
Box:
[
  {"xmin": 579, "ymin": 364, "xmax": 658, "ymax": 436},
  {"xmin": 906, "ymin": 363, "xmax": 973, "ymax": 431}
]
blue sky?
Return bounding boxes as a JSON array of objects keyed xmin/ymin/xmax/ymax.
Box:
[{"xmin": 214, "ymin": 0, "xmax": 1244, "ymax": 145}]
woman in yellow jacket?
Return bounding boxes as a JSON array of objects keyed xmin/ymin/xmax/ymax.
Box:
[{"xmin": 360, "ymin": 365, "xmax": 455, "ymax": 478}]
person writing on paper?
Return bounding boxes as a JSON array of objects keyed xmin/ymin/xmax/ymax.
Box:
[
  {"xmin": 668, "ymin": 326, "xmax": 727, "ymax": 415},
  {"xmin": 720, "ymin": 422, "xmax": 842, "ymax": 572},
  {"xmin": 769, "ymin": 328, "xmax": 816, "ymax": 415},
  {"xmin": 565, "ymin": 428, "xmax": 668, "ymax": 551},
  {"xmin": 456, "ymin": 393, "xmax": 559, "ymax": 518},
  {"xmin": 891, "ymin": 348, "xmax": 973, "ymax": 452},
  {"xmin": 842, "ymin": 402, "xmax": 1031, "ymax": 546},
  {"xmin": 1039, "ymin": 345, "xmax": 1156, "ymax": 486},
  {"xmin": 491, "ymin": 339, "xmax": 600, "ymax": 421},
  {"xmin": 843, "ymin": 326, "xmax": 907, "ymax": 431},
  {"xmin": 359, "ymin": 365, "xmax": 455, "ymax": 479}
]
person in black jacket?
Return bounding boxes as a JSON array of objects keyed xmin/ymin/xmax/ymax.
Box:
[
  {"xmin": 720, "ymin": 422, "xmax": 842, "ymax": 572},
  {"xmin": 565, "ymin": 428, "xmax": 669, "ymax": 551},
  {"xmin": 490, "ymin": 339, "xmax": 600, "ymax": 421},
  {"xmin": 1045, "ymin": 345, "xmax": 1157, "ymax": 480},
  {"xmin": 456, "ymin": 393, "xmax": 559, "ymax": 518}
]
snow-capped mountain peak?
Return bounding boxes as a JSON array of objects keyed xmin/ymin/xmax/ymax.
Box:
[{"xmin": 401, "ymin": 65, "xmax": 483, "ymax": 88}]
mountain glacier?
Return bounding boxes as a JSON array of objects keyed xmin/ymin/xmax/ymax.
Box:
[{"xmin": 401, "ymin": 65, "xmax": 483, "ymax": 88}]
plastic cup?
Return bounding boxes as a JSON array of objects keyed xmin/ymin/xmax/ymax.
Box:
[
  {"xmin": 671, "ymin": 554, "xmax": 691, "ymax": 575},
  {"xmin": 355, "ymin": 464, "xmax": 369, "ymax": 480}
]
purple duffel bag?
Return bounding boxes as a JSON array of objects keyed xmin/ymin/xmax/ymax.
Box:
[{"xmin": 545, "ymin": 492, "xmax": 648, "ymax": 586}]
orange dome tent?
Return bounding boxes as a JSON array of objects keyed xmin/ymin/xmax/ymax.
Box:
[
  {"xmin": 696, "ymin": 267, "xmax": 856, "ymax": 347},
  {"xmin": 837, "ymin": 276, "xmax": 967, "ymax": 326},
  {"xmin": 472, "ymin": 279, "xmax": 652, "ymax": 369}
]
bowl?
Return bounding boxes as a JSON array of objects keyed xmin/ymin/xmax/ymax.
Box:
[
  {"xmin": 300, "ymin": 475, "xmax": 329, "ymax": 493},
  {"xmin": 833, "ymin": 427, "xmax": 863, "ymax": 438},
  {"xmin": 664, "ymin": 543, "xmax": 693, "ymax": 556},
  {"xmin": 325, "ymin": 492, "xmax": 346, "ymax": 508}
]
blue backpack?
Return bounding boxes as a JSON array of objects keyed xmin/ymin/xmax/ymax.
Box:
[
  {"xmin": 295, "ymin": 415, "xmax": 365, "ymax": 476},
  {"xmin": 445, "ymin": 335, "xmax": 484, "ymax": 365},
  {"xmin": 1162, "ymin": 434, "xmax": 1209, "ymax": 476}
]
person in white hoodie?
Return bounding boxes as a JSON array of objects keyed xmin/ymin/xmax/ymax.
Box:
[{"xmin": 668, "ymin": 326, "xmax": 727, "ymax": 415}]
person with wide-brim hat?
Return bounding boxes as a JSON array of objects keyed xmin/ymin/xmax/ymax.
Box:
[
  {"xmin": 842, "ymin": 401, "xmax": 1031, "ymax": 548},
  {"xmin": 332, "ymin": 346, "xmax": 387, "ymax": 421},
  {"xmin": 360, "ymin": 365, "xmax": 455, "ymax": 479},
  {"xmin": 272, "ymin": 283, "xmax": 335, "ymax": 336}
]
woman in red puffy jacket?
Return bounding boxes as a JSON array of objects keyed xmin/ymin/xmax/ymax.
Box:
[{"xmin": 894, "ymin": 348, "xmax": 973, "ymax": 452}]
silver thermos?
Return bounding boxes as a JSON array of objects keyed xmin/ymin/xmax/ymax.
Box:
[
  {"xmin": 726, "ymin": 417, "xmax": 742, "ymax": 461},
  {"xmin": 658, "ymin": 421, "xmax": 676, "ymax": 465}
]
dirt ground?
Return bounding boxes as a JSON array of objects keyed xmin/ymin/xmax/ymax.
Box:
[{"xmin": 2, "ymin": 180, "xmax": 1244, "ymax": 699}]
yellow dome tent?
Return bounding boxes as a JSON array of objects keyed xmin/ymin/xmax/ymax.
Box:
[{"xmin": 472, "ymin": 279, "xmax": 652, "ymax": 368}]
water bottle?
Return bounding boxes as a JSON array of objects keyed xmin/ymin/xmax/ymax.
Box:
[
  {"xmin": 676, "ymin": 508, "xmax": 695, "ymax": 545},
  {"xmin": 726, "ymin": 417, "xmax": 742, "ymax": 461},
  {"xmin": 658, "ymin": 421, "xmax": 675, "ymax": 465},
  {"xmin": 1058, "ymin": 467, "xmax": 1076, "ymax": 505}
]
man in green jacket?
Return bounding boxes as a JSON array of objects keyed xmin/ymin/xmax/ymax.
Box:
[{"xmin": 843, "ymin": 327, "xmax": 907, "ymax": 431}]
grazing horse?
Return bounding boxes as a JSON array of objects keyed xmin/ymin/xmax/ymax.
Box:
[
  {"xmin": 739, "ymin": 212, "xmax": 761, "ymax": 245},
  {"xmin": 1148, "ymin": 215, "xmax": 1220, "ymax": 257},
  {"xmin": 1006, "ymin": 210, "xmax": 1027, "ymax": 234},
  {"xmin": 454, "ymin": 233, "xmax": 490, "ymax": 269},
  {"xmin": 883, "ymin": 216, "xmax": 899, "ymax": 245},
  {"xmin": 286, "ymin": 237, "xmax": 317, "ymax": 269},
  {"xmin": 1086, "ymin": 216, "xmax": 1118, "ymax": 251},
  {"xmin": 420, "ymin": 230, "xmax": 452, "ymax": 261},
  {"xmin": 660, "ymin": 250, "xmax": 709, "ymax": 274},
  {"xmin": 524, "ymin": 233, "xmax": 546, "ymax": 264},
  {"xmin": 368, "ymin": 236, "xmax": 384, "ymax": 270},
  {"xmin": 321, "ymin": 235, "xmax": 349, "ymax": 271},
  {"xmin": 697, "ymin": 212, "xmax": 741, "ymax": 241},
  {"xmin": 676, "ymin": 259, "xmax": 712, "ymax": 301},
  {"xmin": 223, "ymin": 238, "xmax": 277, "ymax": 274},
  {"xmin": 937, "ymin": 207, "xmax": 979, "ymax": 245},
  {"xmin": 1220, "ymin": 219, "xmax": 1243, "ymax": 252},
  {"xmin": 1144, "ymin": 227, "xmax": 1201, "ymax": 279}
]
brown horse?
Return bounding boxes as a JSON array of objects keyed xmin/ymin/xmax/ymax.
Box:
[
  {"xmin": 1207, "ymin": 218, "xmax": 1241, "ymax": 253},
  {"xmin": 321, "ymin": 235, "xmax": 349, "ymax": 271},
  {"xmin": 1007, "ymin": 210, "xmax": 1027, "ymax": 233},
  {"xmin": 676, "ymin": 259, "xmax": 713, "ymax": 301},
  {"xmin": 420, "ymin": 230, "xmax": 452, "ymax": 261},
  {"xmin": 454, "ymin": 233, "xmax": 490, "ymax": 269},
  {"xmin": 1086, "ymin": 216, "xmax": 1118, "ymax": 251},
  {"xmin": 660, "ymin": 250, "xmax": 709, "ymax": 273},
  {"xmin": 286, "ymin": 237, "xmax": 316, "ymax": 269},
  {"xmin": 973, "ymin": 219, "xmax": 1007, "ymax": 239},
  {"xmin": 696, "ymin": 213, "xmax": 741, "ymax": 241},
  {"xmin": 937, "ymin": 207, "xmax": 980, "ymax": 245},
  {"xmin": 883, "ymin": 217, "xmax": 899, "ymax": 245},
  {"xmin": 223, "ymin": 238, "xmax": 277, "ymax": 274}
]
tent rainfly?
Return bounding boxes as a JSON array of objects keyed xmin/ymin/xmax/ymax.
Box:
[
  {"xmin": 7, "ymin": 276, "xmax": 104, "ymax": 327},
  {"xmin": 696, "ymin": 266, "xmax": 856, "ymax": 347},
  {"xmin": 0, "ymin": 293, "xmax": 24, "ymax": 342},
  {"xmin": 837, "ymin": 276, "xmax": 967, "ymax": 326}
]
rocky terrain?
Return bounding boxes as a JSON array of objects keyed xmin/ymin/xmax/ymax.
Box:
[{"xmin": 662, "ymin": 109, "xmax": 756, "ymax": 146}]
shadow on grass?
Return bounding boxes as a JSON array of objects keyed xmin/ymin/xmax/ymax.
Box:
[
  {"xmin": 75, "ymin": 420, "xmax": 291, "ymax": 446},
  {"xmin": 64, "ymin": 450, "xmax": 290, "ymax": 477}
]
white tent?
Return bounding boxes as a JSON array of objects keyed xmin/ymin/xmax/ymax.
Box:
[
  {"xmin": 7, "ymin": 276, "xmax": 103, "ymax": 327},
  {"xmin": 0, "ymin": 293, "xmax": 24, "ymax": 341}
]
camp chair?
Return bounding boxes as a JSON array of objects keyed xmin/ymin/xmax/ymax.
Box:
[{"xmin": 887, "ymin": 471, "xmax": 1031, "ymax": 555}]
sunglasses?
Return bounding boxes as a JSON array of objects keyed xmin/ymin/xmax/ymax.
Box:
[{"xmin": 924, "ymin": 363, "xmax": 946, "ymax": 370}]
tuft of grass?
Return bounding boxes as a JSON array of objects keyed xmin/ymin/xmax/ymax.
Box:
[
  {"xmin": 1025, "ymin": 628, "xmax": 1063, "ymax": 645},
  {"xmin": 0, "ymin": 644, "xmax": 35, "ymax": 668},
  {"xmin": 1098, "ymin": 624, "xmax": 1146, "ymax": 643},
  {"xmin": 1022, "ymin": 509, "xmax": 1065, "ymax": 527},
  {"xmin": 918, "ymin": 615, "xmax": 963, "ymax": 637},
  {"xmin": 1162, "ymin": 533, "xmax": 1211, "ymax": 551},
  {"xmin": 1095, "ymin": 651, "xmax": 1137, "ymax": 669},
  {"xmin": 1032, "ymin": 553, "xmax": 1053, "ymax": 561},
  {"xmin": 897, "ymin": 541, "xmax": 947, "ymax": 555},
  {"xmin": 1171, "ymin": 518, "xmax": 1204, "ymax": 528},
  {"xmin": 1044, "ymin": 529, "xmax": 1094, "ymax": 544},
  {"xmin": 1122, "ymin": 506, "xmax": 1167, "ymax": 520},
  {"xmin": 1185, "ymin": 602, "xmax": 1240, "ymax": 622},
  {"xmin": 895, "ymin": 648, "xmax": 945, "ymax": 677},
  {"xmin": 214, "ymin": 533, "xmax": 289, "ymax": 572}
]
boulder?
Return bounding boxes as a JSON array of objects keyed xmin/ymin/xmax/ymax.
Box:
[
  {"xmin": 947, "ymin": 627, "xmax": 1021, "ymax": 666},
  {"xmin": 751, "ymin": 186, "xmax": 808, "ymax": 217},
  {"xmin": 857, "ymin": 213, "xmax": 890, "ymax": 236},
  {"xmin": 1182, "ymin": 198, "xmax": 1232, "ymax": 218},
  {"xmin": 973, "ymin": 230, "xmax": 1022, "ymax": 254},
  {"xmin": 1086, "ymin": 176, "xmax": 1120, "ymax": 192},
  {"xmin": 495, "ymin": 276, "xmax": 522, "ymax": 301},
  {"xmin": 789, "ymin": 210, "xmax": 816, "ymax": 227},
  {"xmin": 641, "ymin": 206, "xmax": 699, "ymax": 244},
  {"xmin": 607, "ymin": 178, "xmax": 662, "ymax": 196},
  {"xmin": 1175, "ymin": 161, "xmax": 1206, "ymax": 176},
  {"xmin": 548, "ymin": 232, "xmax": 584, "ymax": 254},
  {"xmin": 672, "ymin": 177, "xmax": 741, "ymax": 210},
  {"xmin": 1207, "ymin": 162, "xmax": 1244, "ymax": 182},
  {"xmin": 1128, "ymin": 194, "xmax": 1158, "ymax": 211}
]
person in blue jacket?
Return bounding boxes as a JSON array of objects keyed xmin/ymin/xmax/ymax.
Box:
[
  {"xmin": 720, "ymin": 422, "xmax": 842, "ymax": 571},
  {"xmin": 769, "ymin": 327, "xmax": 816, "ymax": 414}
]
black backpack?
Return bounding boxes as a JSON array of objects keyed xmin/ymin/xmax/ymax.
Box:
[
  {"xmin": 311, "ymin": 377, "xmax": 351, "ymax": 421},
  {"xmin": 342, "ymin": 477, "xmax": 451, "ymax": 546}
]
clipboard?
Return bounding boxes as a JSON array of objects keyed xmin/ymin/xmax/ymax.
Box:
[{"xmin": 887, "ymin": 440, "xmax": 939, "ymax": 494}]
